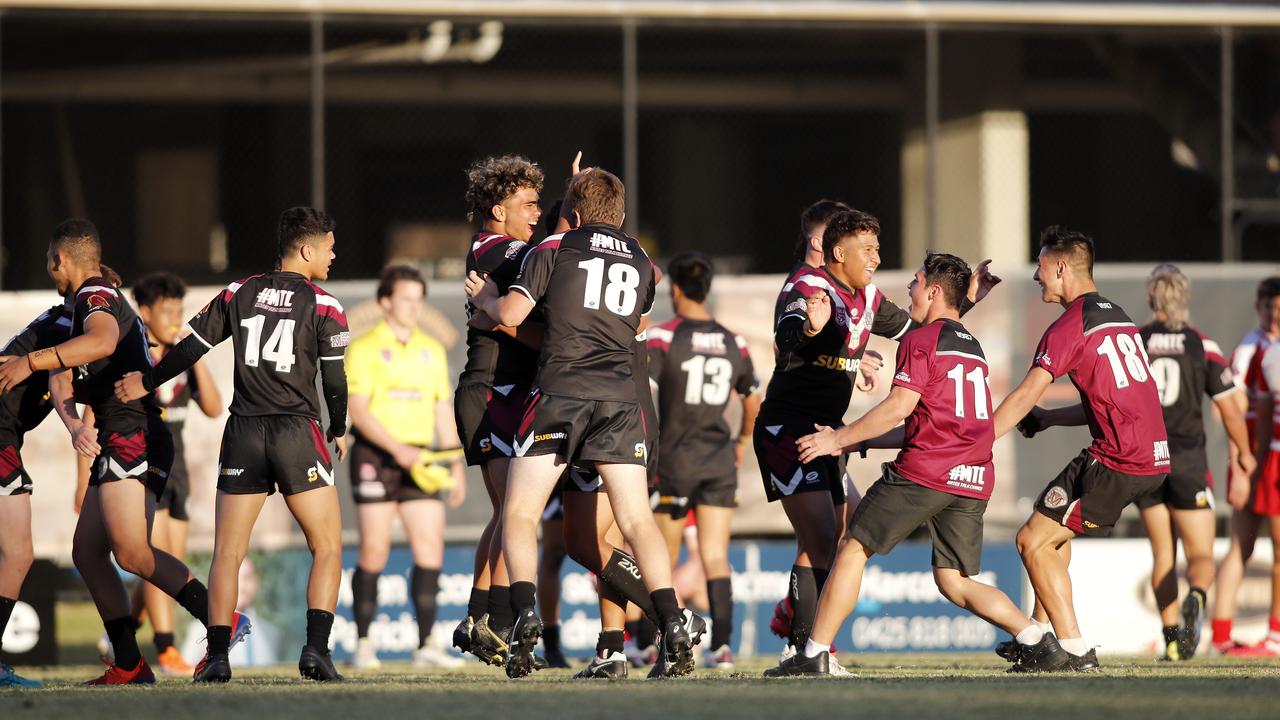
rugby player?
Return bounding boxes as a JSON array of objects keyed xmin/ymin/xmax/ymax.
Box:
[
  {"xmin": 647, "ymin": 252, "xmax": 760, "ymax": 669},
  {"xmin": 993, "ymin": 226, "xmax": 1169, "ymax": 671},
  {"xmin": 769, "ymin": 252, "xmax": 1069, "ymax": 676},
  {"xmin": 131, "ymin": 272, "xmax": 224, "ymax": 674},
  {"xmin": 1212, "ymin": 277, "xmax": 1280, "ymax": 655},
  {"xmin": 466, "ymin": 169, "xmax": 698, "ymax": 679},
  {"xmin": 346, "ymin": 265, "xmax": 465, "ymax": 670},
  {"xmin": 0, "ymin": 222, "xmax": 225, "ymax": 685},
  {"xmin": 1134, "ymin": 264, "xmax": 1253, "ymax": 660},
  {"xmin": 453, "ymin": 155, "xmax": 544, "ymax": 664},
  {"xmin": 117, "ymin": 207, "xmax": 348, "ymax": 683},
  {"xmin": 0, "ymin": 300, "xmax": 73, "ymax": 687}
]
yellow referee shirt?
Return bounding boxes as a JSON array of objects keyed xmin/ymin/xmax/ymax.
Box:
[{"xmin": 346, "ymin": 320, "xmax": 451, "ymax": 447}]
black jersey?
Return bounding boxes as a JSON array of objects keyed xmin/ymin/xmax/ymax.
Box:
[
  {"xmin": 760, "ymin": 266, "xmax": 913, "ymax": 426},
  {"xmin": 187, "ymin": 272, "xmax": 349, "ymax": 420},
  {"xmin": 510, "ymin": 223, "xmax": 657, "ymax": 402},
  {"xmin": 153, "ymin": 349, "xmax": 199, "ymax": 429},
  {"xmin": 648, "ymin": 317, "xmax": 758, "ymax": 480},
  {"xmin": 460, "ymin": 232, "xmax": 540, "ymax": 389},
  {"xmin": 1140, "ymin": 321, "xmax": 1236, "ymax": 452},
  {"xmin": 70, "ymin": 277, "xmax": 160, "ymax": 434},
  {"xmin": 0, "ymin": 304, "xmax": 72, "ymax": 441}
]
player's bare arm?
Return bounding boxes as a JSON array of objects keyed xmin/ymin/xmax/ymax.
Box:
[
  {"xmin": 1215, "ymin": 390, "xmax": 1256, "ymax": 510},
  {"xmin": 0, "ymin": 312, "xmax": 119, "ymax": 393},
  {"xmin": 48, "ymin": 367, "xmax": 100, "ymax": 458},
  {"xmin": 465, "ymin": 270, "xmax": 535, "ymax": 327},
  {"xmin": 435, "ymin": 398, "xmax": 467, "ymax": 508},
  {"xmin": 736, "ymin": 391, "xmax": 762, "ymax": 466},
  {"xmin": 190, "ymin": 356, "xmax": 224, "ymax": 417},
  {"xmin": 796, "ymin": 384, "xmax": 921, "ymax": 463},
  {"xmin": 992, "ymin": 366, "xmax": 1054, "ymax": 438}
]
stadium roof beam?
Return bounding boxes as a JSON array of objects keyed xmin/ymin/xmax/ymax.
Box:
[{"xmin": 1, "ymin": 1, "xmax": 1278, "ymax": 28}]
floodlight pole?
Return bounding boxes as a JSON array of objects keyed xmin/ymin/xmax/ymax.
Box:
[
  {"xmin": 925, "ymin": 22, "xmax": 940, "ymax": 251},
  {"xmin": 623, "ymin": 18, "xmax": 639, "ymax": 235},
  {"xmin": 1220, "ymin": 25, "xmax": 1235, "ymax": 262},
  {"xmin": 311, "ymin": 13, "xmax": 326, "ymax": 211}
]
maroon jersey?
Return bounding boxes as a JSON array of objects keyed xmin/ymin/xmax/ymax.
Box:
[
  {"xmin": 460, "ymin": 232, "xmax": 539, "ymax": 389},
  {"xmin": 1032, "ymin": 292, "xmax": 1168, "ymax": 476},
  {"xmin": 760, "ymin": 266, "xmax": 913, "ymax": 426},
  {"xmin": 187, "ymin": 272, "xmax": 349, "ymax": 420},
  {"xmin": 888, "ymin": 319, "xmax": 995, "ymax": 500},
  {"xmin": 510, "ymin": 223, "xmax": 656, "ymax": 402},
  {"xmin": 70, "ymin": 277, "xmax": 161, "ymax": 434}
]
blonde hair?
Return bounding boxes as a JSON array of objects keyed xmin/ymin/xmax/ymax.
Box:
[{"xmin": 1146, "ymin": 263, "xmax": 1190, "ymax": 330}]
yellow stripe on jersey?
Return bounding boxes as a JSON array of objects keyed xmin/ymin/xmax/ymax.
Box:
[{"xmin": 346, "ymin": 320, "xmax": 451, "ymax": 447}]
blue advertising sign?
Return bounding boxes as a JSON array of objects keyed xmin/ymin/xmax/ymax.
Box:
[{"xmin": 326, "ymin": 540, "xmax": 1024, "ymax": 662}]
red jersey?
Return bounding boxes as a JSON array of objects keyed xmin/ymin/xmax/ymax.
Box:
[
  {"xmin": 1032, "ymin": 292, "xmax": 1168, "ymax": 476},
  {"xmin": 888, "ymin": 319, "xmax": 995, "ymax": 501},
  {"xmin": 1230, "ymin": 327, "xmax": 1274, "ymax": 437}
]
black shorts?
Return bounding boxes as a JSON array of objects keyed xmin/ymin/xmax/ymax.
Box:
[
  {"xmin": 515, "ymin": 390, "xmax": 647, "ymax": 466},
  {"xmin": 217, "ymin": 415, "xmax": 333, "ymax": 496},
  {"xmin": 753, "ymin": 419, "xmax": 848, "ymax": 505},
  {"xmin": 849, "ymin": 465, "xmax": 987, "ymax": 576},
  {"xmin": 0, "ymin": 441, "xmax": 32, "ymax": 496},
  {"xmin": 91, "ymin": 414, "xmax": 173, "ymax": 501},
  {"xmin": 654, "ymin": 471, "xmax": 738, "ymax": 519},
  {"xmin": 1134, "ymin": 447, "xmax": 1214, "ymax": 511},
  {"xmin": 456, "ymin": 383, "xmax": 529, "ymax": 467},
  {"xmin": 156, "ymin": 429, "xmax": 190, "ymax": 521},
  {"xmin": 1035, "ymin": 448, "xmax": 1166, "ymax": 537},
  {"xmin": 349, "ymin": 439, "xmax": 444, "ymax": 504}
]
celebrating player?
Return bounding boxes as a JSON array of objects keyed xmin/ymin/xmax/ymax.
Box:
[
  {"xmin": 993, "ymin": 226, "xmax": 1169, "ymax": 671},
  {"xmin": 130, "ymin": 271, "xmax": 224, "ymax": 674},
  {"xmin": 346, "ymin": 265, "xmax": 466, "ymax": 670},
  {"xmin": 452, "ymin": 155, "xmax": 544, "ymax": 664},
  {"xmin": 1135, "ymin": 264, "xmax": 1253, "ymax": 660},
  {"xmin": 1212, "ymin": 277, "xmax": 1280, "ymax": 655},
  {"xmin": 466, "ymin": 168, "xmax": 698, "ymax": 679},
  {"xmin": 116, "ymin": 207, "xmax": 348, "ymax": 683},
  {"xmin": 768, "ymin": 252, "xmax": 1069, "ymax": 676},
  {"xmin": 0, "ymin": 221, "xmax": 223, "ymax": 685},
  {"xmin": 647, "ymin": 252, "xmax": 760, "ymax": 669}
]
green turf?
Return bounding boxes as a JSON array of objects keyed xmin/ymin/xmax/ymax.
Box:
[{"xmin": 4, "ymin": 656, "xmax": 1280, "ymax": 720}]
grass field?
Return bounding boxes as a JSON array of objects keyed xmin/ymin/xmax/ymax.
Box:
[{"xmin": 5, "ymin": 654, "xmax": 1280, "ymax": 720}]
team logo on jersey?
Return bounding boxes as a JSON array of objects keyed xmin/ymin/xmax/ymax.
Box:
[
  {"xmin": 785, "ymin": 299, "xmax": 806, "ymax": 313},
  {"xmin": 834, "ymin": 311, "xmax": 848, "ymax": 326},
  {"xmin": 1044, "ymin": 486, "xmax": 1068, "ymax": 509},
  {"xmin": 895, "ymin": 371, "xmax": 912, "ymax": 383},
  {"xmin": 1145, "ymin": 333, "xmax": 1185, "ymax": 355},
  {"xmin": 1096, "ymin": 302, "xmax": 1113, "ymax": 309},
  {"xmin": 254, "ymin": 288, "xmax": 295, "ymax": 312},
  {"xmin": 1153, "ymin": 440, "xmax": 1170, "ymax": 466},
  {"xmin": 849, "ymin": 307, "xmax": 859, "ymax": 321},
  {"xmin": 504, "ymin": 241, "xmax": 526, "ymax": 258},
  {"xmin": 329, "ymin": 332, "xmax": 350, "ymax": 349},
  {"xmin": 1035, "ymin": 352, "xmax": 1052, "ymax": 367},
  {"xmin": 813, "ymin": 354, "xmax": 858, "ymax": 373},
  {"xmin": 946, "ymin": 464, "xmax": 987, "ymax": 490},
  {"xmin": 86, "ymin": 294, "xmax": 111, "ymax": 310},
  {"xmin": 588, "ymin": 233, "xmax": 634, "ymax": 258}
]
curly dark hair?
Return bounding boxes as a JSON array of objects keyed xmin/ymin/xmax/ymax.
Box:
[
  {"xmin": 821, "ymin": 209, "xmax": 881, "ymax": 261},
  {"xmin": 464, "ymin": 155, "xmax": 545, "ymax": 223}
]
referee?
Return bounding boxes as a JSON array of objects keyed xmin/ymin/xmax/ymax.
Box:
[{"xmin": 347, "ymin": 265, "xmax": 466, "ymax": 669}]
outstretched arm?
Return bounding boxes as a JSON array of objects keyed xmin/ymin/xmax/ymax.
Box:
[
  {"xmin": 992, "ymin": 367, "xmax": 1054, "ymax": 438},
  {"xmin": 114, "ymin": 334, "xmax": 211, "ymax": 402},
  {"xmin": 0, "ymin": 314, "xmax": 119, "ymax": 394},
  {"xmin": 796, "ymin": 384, "xmax": 921, "ymax": 463}
]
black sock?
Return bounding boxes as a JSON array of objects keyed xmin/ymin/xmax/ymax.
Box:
[
  {"xmin": 467, "ymin": 587, "xmax": 489, "ymax": 620},
  {"xmin": 707, "ymin": 577, "xmax": 734, "ymax": 649},
  {"xmin": 488, "ymin": 585, "xmax": 513, "ymax": 632},
  {"xmin": 637, "ymin": 618, "xmax": 659, "ymax": 649},
  {"xmin": 599, "ymin": 549, "xmax": 658, "ymax": 624},
  {"xmin": 105, "ymin": 616, "xmax": 142, "ymax": 669},
  {"xmin": 650, "ymin": 588, "xmax": 682, "ymax": 627},
  {"xmin": 0, "ymin": 596, "xmax": 15, "ymax": 652},
  {"xmin": 306, "ymin": 609, "xmax": 335, "ymax": 653},
  {"xmin": 597, "ymin": 629, "xmax": 625, "ymax": 657},
  {"xmin": 154, "ymin": 631, "xmax": 176, "ymax": 653},
  {"xmin": 412, "ymin": 566, "xmax": 441, "ymax": 647},
  {"xmin": 543, "ymin": 624, "xmax": 562, "ymax": 653},
  {"xmin": 352, "ymin": 567, "xmax": 379, "ymax": 639},
  {"xmin": 1191, "ymin": 587, "xmax": 1208, "ymax": 607},
  {"xmin": 175, "ymin": 579, "xmax": 211, "ymax": 627},
  {"xmin": 207, "ymin": 625, "xmax": 232, "ymax": 656},
  {"xmin": 510, "ymin": 581, "xmax": 536, "ymax": 617},
  {"xmin": 1163, "ymin": 625, "xmax": 1181, "ymax": 645},
  {"xmin": 789, "ymin": 565, "xmax": 817, "ymax": 649}
]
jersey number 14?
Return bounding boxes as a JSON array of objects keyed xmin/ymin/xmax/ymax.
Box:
[{"xmin": 240, "ymin": 316, "xmax": 296, "ymax": 372}]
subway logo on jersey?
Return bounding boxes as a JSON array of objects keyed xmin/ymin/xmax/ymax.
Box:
[{"xmin": 813, "ymin": 354, "xmax": 861, "ymax": 373}]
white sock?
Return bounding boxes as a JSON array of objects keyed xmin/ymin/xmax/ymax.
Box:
[
  {"xmin": 1015, "ymin": 624, "xmax": 1045, "ymax": 646},
  {"xmin": 1036, "ymin": 621, "xmax": 1053, "ymax": 634},
  {"xmin": 1059, "ymin": 637, "xmax": 1089, "ymax": 655},
  {"xmin": 802, "ymin": 639, "xmax": 827, "ymax": 659}
]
